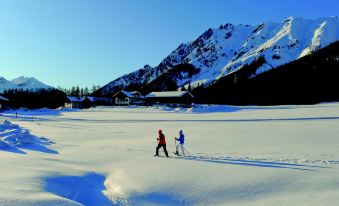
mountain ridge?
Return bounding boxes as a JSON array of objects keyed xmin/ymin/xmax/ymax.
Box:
[
  {"xmin": 96, "ymin": 16, "xmax": 339, "ymax": 97},
  {"xmin": 0, "ymin": 76, "xmax": 53, "ymax": 93}
]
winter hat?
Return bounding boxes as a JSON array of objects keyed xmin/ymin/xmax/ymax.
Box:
[
  {"xmin": 179, "ymin": 130, "xmax": 183, "ymax": 134},
  {"xmin": 158, "ymin": 129, "xmax": 162, "ymax": 134}
]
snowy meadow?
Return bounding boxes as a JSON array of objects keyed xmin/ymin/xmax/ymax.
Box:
[{"xmin": 1, "ymin": 104, "xmax": 339, "ymax": 206}]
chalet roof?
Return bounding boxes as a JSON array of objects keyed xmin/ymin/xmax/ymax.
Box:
[
  {"xmin": 129, "ymin": 91, "xmax": 144, "ymax": 98},
  {"xmin": 67, "ymin": 96, "xmax": 85, "ymax": 102},
  {"xmin": 0, "ymin": 95, "xmax": 9, "ymax": 101},
  {"xmin": 86, "ymin": 97, "xmax": 95, "ymax": 102},
  {"xmin": 112, "ymin": 91, "xmax": 144, "ymax": 98},
  {"xmin": 129, "ymin": 91, "xmax": 141, "ymax": 95},
  {"xmin": 71, "ymin": 96, "xmax": 110, "ymax": 102},
  {"xmin": 145, "ymin": 91, "xmax": 194, "ymax": 98},
  {"xmin": 121, "ymin": 91, "xmax": 134, "ymax": 97}
]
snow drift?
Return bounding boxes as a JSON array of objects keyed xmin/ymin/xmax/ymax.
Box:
[{"xmin": 0, "ymin": 120, "xmax": 57, "ymax": 154}]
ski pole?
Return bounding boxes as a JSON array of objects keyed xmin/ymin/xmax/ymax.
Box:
[
  {"xmin": 174, "ymin": 137, "xmax": 179, "ymax": 155},
  {"xmin": 174, "ymin": 137, "xmax": 176, "ymax": 152},
  {"xmin": 183, "ymin": 146, "xmax": 191, "ymax": 156}
]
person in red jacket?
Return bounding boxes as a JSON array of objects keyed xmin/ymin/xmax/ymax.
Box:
[{"xmin": 155, "ymin": 129, "xmax": 169, "ymax": 157}]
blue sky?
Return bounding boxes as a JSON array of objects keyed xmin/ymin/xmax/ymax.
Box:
[{"xmin": 0, "ymin": 0, "xmax": 338, "ymax": 88}]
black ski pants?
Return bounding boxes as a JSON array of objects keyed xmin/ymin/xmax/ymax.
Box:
[{"xmin": 156, "ymin": 144, "xmax": 169, "ymax": 157}]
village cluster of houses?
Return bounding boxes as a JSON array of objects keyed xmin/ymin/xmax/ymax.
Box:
[
  {"xmin": 0, "ymin": 91, "xmax": 194, "ymax": 110},
  {"xmin": 65, "ymin": 90, "xmax": 194, "ymax": 109}
]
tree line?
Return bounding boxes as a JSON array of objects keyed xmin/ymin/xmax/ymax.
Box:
[
  {"xmin": 1, "ymin": 85, "xmax": 101, "ymax": 109},
  {"xmin": 57, "ymin": 85, "xmax": 100, "ymax": 97},
  {"xmin": 2, "ymin": 88, "xmax": 66, "ymax": 109}
]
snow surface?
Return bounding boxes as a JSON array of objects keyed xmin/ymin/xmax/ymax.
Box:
[
  {"xmin": 1, "ymin": 104, "xmax": 339, "ymax": 205},
  {"xmin": 0, "ymin": 119, "xmax": 57, "ymax": 154}
]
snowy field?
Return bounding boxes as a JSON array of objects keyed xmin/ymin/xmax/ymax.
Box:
[{"xmin": 1, "ymin": 103, "xmax": 339, "ymax": 206}]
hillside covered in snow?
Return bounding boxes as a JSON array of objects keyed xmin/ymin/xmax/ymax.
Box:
[
  {"xmin": 0, "ymin": 76, "xmax": 52, "ymax": 93},
  {"xmin": 97, "ymin": 16, "xmax": 339, "ymax": 97}
]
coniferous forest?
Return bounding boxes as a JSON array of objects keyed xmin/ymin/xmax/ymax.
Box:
[
  {"xmin": 192, "ymin": 41, "xmax": 339, "ymax": 105},
  {"xmin": 2, "ymin": 89, "xmax": 66, "ymax": 109}
]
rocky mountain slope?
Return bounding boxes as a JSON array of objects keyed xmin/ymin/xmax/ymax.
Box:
[{"xmin": 97, "ymin": 16, "xmax": 339, "ymax": 97}]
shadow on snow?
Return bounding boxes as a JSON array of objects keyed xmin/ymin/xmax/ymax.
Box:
[
  {"xmin": 45, "ymin": 173, "xmax": 113, "ymax": 206},
  {"xmin": 0, "ymin": 121, "xmax": 58, "ymax": 154},
  {"xmin": 46, "ymin": 172, "xmax": 184, "ymax": 206},
  {"xmin": 177, "ymin": 156, "xmax": 329, "ymax": 171}
]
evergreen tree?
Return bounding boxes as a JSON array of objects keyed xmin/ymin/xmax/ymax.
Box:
[
  {"xmin": 187, "ymin": 82, "xmax": 192, "ymax": 92},
  {"xmin": 91, "ymin": 85, "xmax": 97, "ymax": 94},
  {"xmin": 80, "ymin": 88, "xmax": 84, "ymax": 97},
  {"xmin": 75, "ymin": 86, "xmax": 80, "ymax": 97},
  {"xmin": 71, "ymin": 86, "xmax": 75, "ymax": 96},
  {"xmin": 84, "ymin": 87, "xmax": 89, "ymax": 96}
]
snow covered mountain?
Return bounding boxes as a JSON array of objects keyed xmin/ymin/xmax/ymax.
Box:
[
  {"xmin": 0, "ymin": 77, "xmax": 18, "ymax": 93},
  {"xmin": 98, "ymin": 16, "xmax": 339, "ymax": 96},
  {"xmin": 0, "ymin": 76, "xmax": 53, "ymax": 93}
]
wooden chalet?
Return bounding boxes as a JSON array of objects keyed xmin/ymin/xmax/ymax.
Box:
[
  {"xmin": 64, "ymin": 96, "xmax": 86, "ymax": 109},
  {"xmin": 145, "ymin": 91, "xmax": 194, "ymax": 105},
  {"xmin": 112, "ymin": 91, "xmax": 145, "ymax": 106}
]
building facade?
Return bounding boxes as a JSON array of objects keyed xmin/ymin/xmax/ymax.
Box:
[
  {"xmin": 64, "ymin": 96, "xmax": 85, "ymax": 109},
  {"xmin": 145, "ymin": 91, "xmax": 194, "ymax": 105},
  {"xmin": 112, "ymin": 91, "xmax": 145, "ymax": 106}
]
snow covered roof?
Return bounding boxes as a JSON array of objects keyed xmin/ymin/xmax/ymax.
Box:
[
  {"xmin": 121, "ymin": 91, "xmax": 134, "ymax": 98},
  {"xmin": 86, "ymin": 97, "xmax": 95, "ymax": 102},
  {"xmin": 67, "ymin": 96, "xmax": 85, "ymax": 102},
  {"xmin": 79, "ymin": 97, "xmax": 111, "ymax": 102},
  {"xmin": 0, "ymin": 95, "xmax": 9, "ymax": 101},
  {"xmin": 129, "ymin": 91, "xmax": 145, "ymax": 98},
  {"xmin": 145, "ymin": 91, "xmax": 193, "ymax": 98},
  {"xmin": 129, "ymin": 91, "xmax": 141, "ymax": 95},
  {"xmin": 112, "ymin": 91, "xmax": 144, "ymax": 98}
]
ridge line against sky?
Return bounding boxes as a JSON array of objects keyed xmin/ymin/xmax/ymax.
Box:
[{"xmin": 1, "ymin": 0, "xmax": 339, "ymax": 88}]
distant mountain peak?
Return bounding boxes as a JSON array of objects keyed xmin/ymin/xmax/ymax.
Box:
[
  {"xmin": 12, "ymin": 76, "xmax": 34, "ymax": 84},
  {"xmin": 97, "ymin": 16, "xmax": 339, "ymax": 96},
  {"xmin": 0, "ymin": 76, "xmax": 53, "ymax": 93}
]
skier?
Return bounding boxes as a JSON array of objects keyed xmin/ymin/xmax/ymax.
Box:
[
  {"xmin": 155, "ymin": 129, "xmax": 169, "ymax": 157},
  {"xmin": 175, "ymin": 130, "xmax": 185, "ymax": 156}
]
